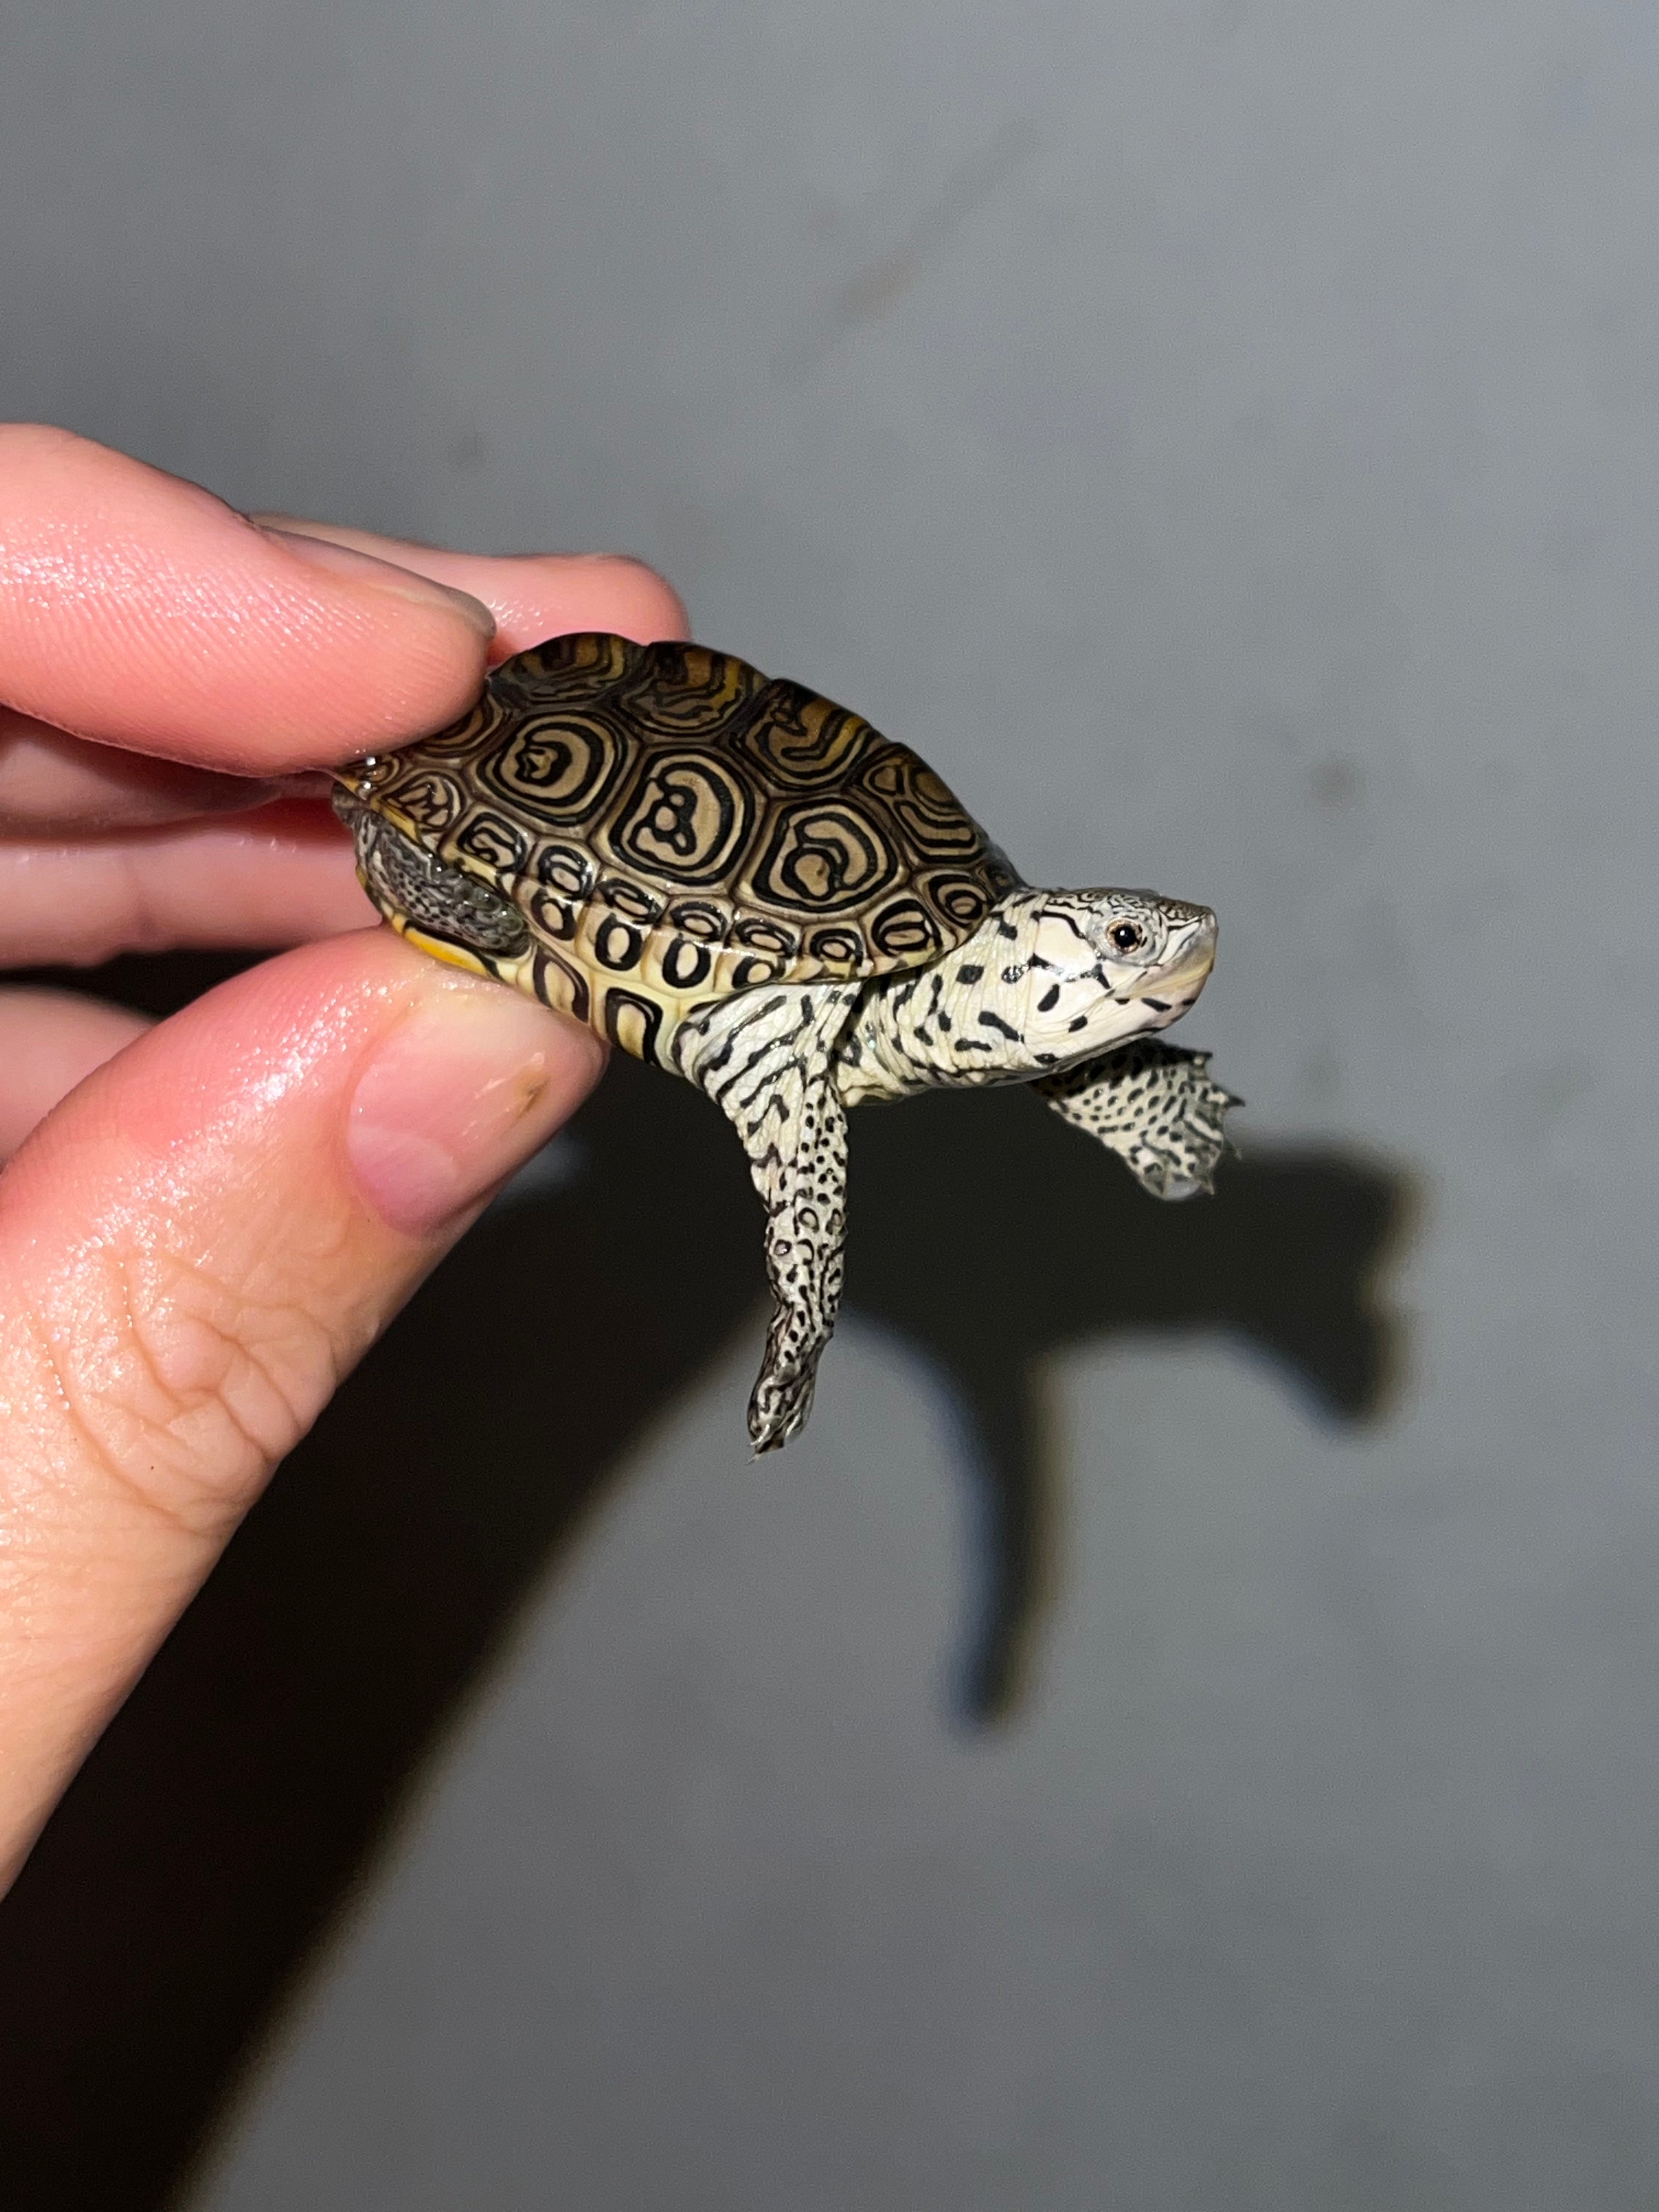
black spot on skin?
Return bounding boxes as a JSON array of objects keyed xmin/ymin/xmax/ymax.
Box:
[
  {"xmin": 953, "ymin": 1038, "xmax": 993, "ymax": 1053},
  {"xmin": 978, "ymin": 1010, "xmax": 1022, "ymax": 1041},
  {"xmin": 997, "ymin": 920, "xmax": 1019, "ymax": 940},
  {"xmin": 957, "ymin": 964, "xmax": 984, "ymax": 984},
  {"xmin": 1038, "ymin": 984, "xmax": 1060, "ymax": 1013},
  {"xmin": 1068, "ymin": 1014, "xmax": 1088, "ymax": 1032},
  {"xmin": 1142, "ymin": 997, "xmax": 1170, "ymax": 1013}
]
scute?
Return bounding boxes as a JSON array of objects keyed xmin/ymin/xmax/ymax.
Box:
[{"xmin": 338, "ymin": 633, "xmax": 1020, "ymax": 1014}]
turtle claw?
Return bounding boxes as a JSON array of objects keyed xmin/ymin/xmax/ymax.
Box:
[
  {"xmin": 748, "ymin": 1364, "xmax": 819, "ymax": 1457},
  {"xmin": 1156, "ymin": 1170, "xmax": 1213, "ymax": 1202},
  {"xmin": 1122, "ymin": 1111, "xmax": 1235, "ymax": 1203}
]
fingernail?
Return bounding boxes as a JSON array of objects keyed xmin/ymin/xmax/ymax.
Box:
[
  {"xmin": 263, "ymin": 527, "xmax": 496, "ymax": 638},
  {"xmin": 347, "ymin": 985, "xmax": 604, "ymax": 1236}
]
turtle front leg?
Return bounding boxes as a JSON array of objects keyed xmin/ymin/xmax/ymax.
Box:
[
  {"xmin": 678, "ymin": 985, "xmax": 860, "ymax": 1453},
  {"xmin": 1037, "ymin": 1039, "xmax": 1242, "ymax": 1199}
]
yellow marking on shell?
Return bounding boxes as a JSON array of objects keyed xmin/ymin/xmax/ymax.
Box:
[
  {"xmin": 737, "ymin": 691, "xmax": 874, "ymax": 787},
  {"xmin": 366, "ymin": 793, "xmax": 434, "ymax": 848},
  {"xmin": 392, "ymin": 920, "xmax": 494, "ymax": 976}
]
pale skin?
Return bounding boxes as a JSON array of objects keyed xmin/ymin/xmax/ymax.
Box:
[
  {"xmin": 0, "ymin": 424, "xmax": 687, "ymax": 1891},
  {"xmin": 678, "ymin": 888, "xmax": 1223, "ymax": 1450}
]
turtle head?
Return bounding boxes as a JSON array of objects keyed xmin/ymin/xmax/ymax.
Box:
[{"xmin": 1017, "ymin": 887, "xmax": 1217, "ymax": 1061}]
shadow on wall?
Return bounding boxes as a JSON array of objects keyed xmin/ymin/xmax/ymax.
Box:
[{"xmin": 0, "ymin": 951, "xmax": 1411, "ymax": 2212}]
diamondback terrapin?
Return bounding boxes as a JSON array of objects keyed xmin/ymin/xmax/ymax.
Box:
[{"xmin": 334, "ymin": 632, "xmax": 1238, "ymax": 1452}]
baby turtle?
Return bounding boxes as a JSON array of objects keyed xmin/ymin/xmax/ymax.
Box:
[{"xmin": 334, "ymin": 632, "xmax": 1238, "ymax": 1452}]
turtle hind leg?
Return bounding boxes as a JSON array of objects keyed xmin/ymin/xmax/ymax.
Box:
[
  {"xmin": 1037, "ymin": 1039, "xmax": 1242, "ymax": 1199},
  {"xmin": 337, "ymin": 797, "xmax": 531, "ymax": 967},
  {"xmin": 678, "ymin": 984, "xmax": 860, "ymax": 1454}
]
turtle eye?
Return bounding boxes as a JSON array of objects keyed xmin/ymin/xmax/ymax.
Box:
[{"xmin": 1109, "ymin": 922, "xmax": 1146, "ymax": 954}]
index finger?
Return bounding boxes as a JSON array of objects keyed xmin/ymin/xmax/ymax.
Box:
[{"xmin": 0, "ymin": 427, "xmax": 682, "ymax": 777}]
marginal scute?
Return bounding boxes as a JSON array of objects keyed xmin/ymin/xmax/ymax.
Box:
[
  {"xmin": 731, "ymin": 916, "xmax": 798, "ymax": 958},
  {"xmin": 595, "ymin": 876, "xmax": 662, "ymax": 924},
  {"xmin": 919, "ymin": 868, "xmax": 995, "ymax": 928},
  {"xmin": 535, "ymin": 843, "xmax": 596, "ymax": 897},
  {"xmin": 602, "ymin": 987, "xmax": 663, "ymax": 1062},
  {"xmin": 867, "ymin": 894, "xmax": 945, "ymax": 960},
  {"xmin": 526, "ymin": 886, "xmax": 578, "ymax": 941},
  {"xmin": 652, "ymin": 934, "xmax": 715, "ymax": 992},
  {"xmin": 669, "ymin": 898, "xmax": 730, "ymax": 943},
  {"xmin": 494, "ymin": 629, "xmax": 636, "ymax": 707},
  {"xmin": 807, "ymin": 923, "xmax": 866, "ymax": 966},
  {"xmin": 862, "ymin": 750, "xmax": 991, "ymax": 862},
  {"xmin": 420, "ymin": 690, "xmax": 507, "ymax": 758},
  {"xmin": 335, "ymin": 629, "xmax": 1020, "ymax": 1066},
  {"xmin": 610, "ymin": 639, "xmax": 770, "ymax": 734},
  {"xmin": 529, "ymin": 943, "xmax": 591, "ymax": 1024},
  {"xmin": 393, "ymin": 772, "xmax": 467, "ymax": 831},
  {"xmin": 737, "ymin": 680, "xmax": 876, "ymax": 788}
]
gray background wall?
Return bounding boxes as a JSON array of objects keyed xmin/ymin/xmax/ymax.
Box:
[{"xmin": 3, "ymin": 3, "xmax": 1658, "ymax": 2207}]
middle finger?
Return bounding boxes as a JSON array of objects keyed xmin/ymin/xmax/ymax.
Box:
[{"xmin": 0, "ymin": 710, "xmax": 284, "ymax": 834}]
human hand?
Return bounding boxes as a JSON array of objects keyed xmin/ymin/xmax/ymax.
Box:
[{"xmin": 0, "ymin": 426, "xmax": 685, "ymax": 1887}]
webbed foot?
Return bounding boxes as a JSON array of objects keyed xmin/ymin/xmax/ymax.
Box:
[{"xmin": 1038, "ymin": 1039, "xmax": 1242, "ymax": 1200}]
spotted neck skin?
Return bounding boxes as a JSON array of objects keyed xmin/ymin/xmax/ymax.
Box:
[{"xmin": 836, "ymin": 887, "xmax": 1217, "ymax": 1107}]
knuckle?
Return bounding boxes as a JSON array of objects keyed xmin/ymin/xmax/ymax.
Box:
[{"xmin": 19, "ymin": 1238, "xmax": 342, "ymax": 1539}]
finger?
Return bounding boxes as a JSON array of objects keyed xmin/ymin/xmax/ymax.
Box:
[
  {"xmin": 0, "ymin": 800, "xmax": 374, "ymax": 968},
  {"xmin": 0, "ymin": 430, "xmax": 689, "ymax": 829},
  {"xmin": 0, "ymin": 424, "xmax": 498, "ymax": 772},
  {"xmin": 0, "ymin": 988, "xmax": 151, "ymax": 1159},
  {"xmin": 249, "ymin": 516, "xmax": 689, "ymax": 662},
  {"xmin": 0, "ymin": 928, "xmax": 606, "ymax": 1887},
  {"xmin": 0, "ymin": 709, "xmax": 281, "ymax": 833}
]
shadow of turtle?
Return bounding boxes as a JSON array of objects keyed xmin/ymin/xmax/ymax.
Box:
[
  {"xmin": 847, "ymin": 1082, "xmax": 1406, "ymax": 1717},
  {"xmin": 0, "ymin": 953, "xmax": 1411, "ymax": 2212}
]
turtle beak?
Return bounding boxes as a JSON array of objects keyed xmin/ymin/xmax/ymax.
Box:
[{"xmin": 1142, "ymin": 910, "xmax": 1217, "ymax": 1009}]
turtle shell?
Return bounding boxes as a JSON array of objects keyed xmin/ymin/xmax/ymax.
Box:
[{"xmin": 338, "ymin": 632, "xmax": 1020, "ymax": 1059}]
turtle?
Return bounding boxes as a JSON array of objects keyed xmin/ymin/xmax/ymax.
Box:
[{"xmin": 332, "ymin": 631, "xmax": 1239, "ymax": 1453}]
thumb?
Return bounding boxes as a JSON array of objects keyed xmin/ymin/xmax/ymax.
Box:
[{"xmin": 0, "ymin": 933, "xmax": 603, "ymax": 1887}]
